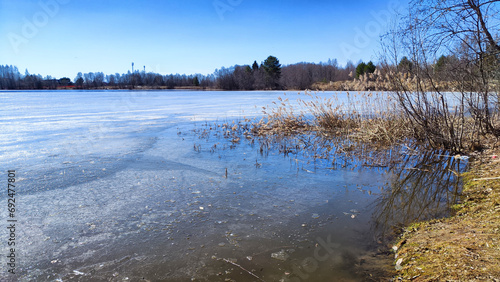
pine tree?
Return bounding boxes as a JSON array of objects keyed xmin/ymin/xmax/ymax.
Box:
[
  {"xmin": 356, "ymin": 62, "xmax": 366, "ymax": 78},
  {"xmin": 364, "ymin": 61, "xmax": 376, "ymax": 74},
  {"xmin": 262, "ymin": 56, "xmax": 281, "ymax": 89}
]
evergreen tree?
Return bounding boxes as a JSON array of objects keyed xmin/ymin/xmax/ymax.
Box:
[
  {"xmin": 434, "ymin": 55, "xmax": 449, "ymax": 75},
  {"xmin": 356, "ymin": 62, "xmax": 366, "ymax": 78},
  {"xmin": 262, "ymin": 56, "xmax": 281, "ymax": 89},
  {"xmin": 364, "ymin": 61, "xmax": 376, "ymax": 74}
]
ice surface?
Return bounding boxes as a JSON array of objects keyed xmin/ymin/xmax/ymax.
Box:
[{"xmin": 0, "ymin": 90, "xmax": 459, "ymax": 281}]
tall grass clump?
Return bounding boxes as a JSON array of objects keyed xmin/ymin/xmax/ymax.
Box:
[
  {"xmin": 252, "ymin": 91, "xmax": 414, "ymax": 151},
  {"xmin": 252, "ymin": 96, "xmax": 308, "ymax": 136},
  {"xmin": 299, "ymin": 92, "xmax": 360, "ymax": 133}
]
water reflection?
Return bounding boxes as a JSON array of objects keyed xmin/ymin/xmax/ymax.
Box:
[
  {"xmin": 372, "ymin": 148, "xmax": 466, "ymax": 240},
  {"xmin": 246, "ymin": 130, "xmax": 467, "ymax": 241}
]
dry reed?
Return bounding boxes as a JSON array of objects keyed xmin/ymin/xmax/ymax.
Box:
[{"xmin": 253, "ymin": 91, "xmax": 412, "ymax": 150}]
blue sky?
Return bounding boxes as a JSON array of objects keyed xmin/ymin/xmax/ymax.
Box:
[{"xmin": 0, "ymin": 0, "xmax": 404, "ymax": 79}]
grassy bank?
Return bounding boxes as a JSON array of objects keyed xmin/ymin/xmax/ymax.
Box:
[{"xmin": 393, "ymin": 145, "xmax": 500, "ymax": 281}]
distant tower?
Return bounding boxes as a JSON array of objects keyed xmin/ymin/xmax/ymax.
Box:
[
  {"xmin": 132, "ymin": 62, "xmax": 134, "ymax": 73},
  {"xmin": 143, "ymin": 66, "xmax": 145, "ymax": 73}
]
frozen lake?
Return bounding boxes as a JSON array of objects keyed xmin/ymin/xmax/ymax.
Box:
[{"xmin": 0, "ymin": 90, "xmax": 462, "ymax": 281}]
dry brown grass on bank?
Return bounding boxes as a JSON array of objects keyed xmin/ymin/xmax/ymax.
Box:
[
  {"xmin": 311, "ymin": 72, "xmax": 467, "ymax": 92},
  {"xmin": 393, "ymin": 144, "xmax": 500, "ymax": 281},
  {"xmin": 311, "ymin": 70, "xmax": 398, "ymax": 92}
]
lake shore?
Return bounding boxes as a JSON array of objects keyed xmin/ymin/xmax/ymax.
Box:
[{"xmin": 393, "ymin": 144, "xmax": 500, "ymax": 280}]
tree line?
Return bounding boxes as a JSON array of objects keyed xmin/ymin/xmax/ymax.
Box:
[
  {"xmin": 215, "ymin": 56, "xmax": 361, "ymax": 90},
  {"xmin": 1, "ymin": 51, "xmax": 472, "ymax": 91},
  {"xmin": 0, "ymin": 65, "xmax": 215, "ymax": 90},
  {"xmin": 0, "ymin": 56, "xmax": 375, "ymax": 91}
]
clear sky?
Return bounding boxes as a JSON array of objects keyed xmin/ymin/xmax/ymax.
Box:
[{"xmin": 0, "ymin": 0, "xmax": 404, "ymax": 80}]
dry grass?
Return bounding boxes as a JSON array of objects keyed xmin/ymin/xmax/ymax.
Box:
[
  {"xmin": 393, "ymin": 144, "xmax": 500, "ymax": 281},
  {"xmin": 253, "ymin": 91, "xmax": 500, "ymax": 155},
  {"xmin": 252, "ymin": 92, "xmax": 414, "ymax": 151},
  {"xmin": 252, "ymin": 95, "xmax": 309, "ymax": 136},
  {"xmin": 311, "ymin": 72, "xmax": 467, "ymax": 92}
]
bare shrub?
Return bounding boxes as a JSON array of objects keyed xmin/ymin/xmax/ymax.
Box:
[{"xmin": 381, "ymin": 0, "xmax": 500, "ymax": 153}]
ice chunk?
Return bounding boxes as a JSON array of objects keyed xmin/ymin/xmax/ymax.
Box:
[{"xmin": 271, "ymin": 249, "xmax": 289, "ymax": 261}]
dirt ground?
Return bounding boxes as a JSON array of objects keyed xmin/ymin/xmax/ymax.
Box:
[{"xmin": 393, "ymin": 144, "xmax": 500, "ymax": 281}]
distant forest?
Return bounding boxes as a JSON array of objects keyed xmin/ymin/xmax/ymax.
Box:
[
  {"xmin": 0, "ymin": 56, "xmax": 366, "ymax": 91},
  {"xmin": 1, "ymin": 53, "xmax": 466, "ymax": 91}
]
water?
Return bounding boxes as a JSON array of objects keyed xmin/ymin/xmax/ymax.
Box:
[{"xmin": 0, "ymin": 90, "xmax": 464, "ymax": 281}]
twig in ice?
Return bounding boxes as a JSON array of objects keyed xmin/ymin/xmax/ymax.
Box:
[{"xmin": 220, "ymin": 258, "xmax": 266, "ymax": 282}]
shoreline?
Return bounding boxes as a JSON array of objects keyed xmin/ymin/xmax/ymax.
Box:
[
  {"xmin": 392, "ymin": 145, "xmax": 500, "ymax": 280},
  {"xmin": 2, "ymin": 78, "xmax": 468, "ymax": 92}
]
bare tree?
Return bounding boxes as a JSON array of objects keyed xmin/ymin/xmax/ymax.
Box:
[
  {"xmin": 382, "ymin": 0, "xmax": 500, "ymax": 152},
  {"xmin": 233, "ymin": 65, "xmax": 254, "ymax": 90}
]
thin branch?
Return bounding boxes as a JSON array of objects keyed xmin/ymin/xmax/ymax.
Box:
[{"xmin": 220, "ymin": 258, "xmax": 267, "ymax": 282}]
